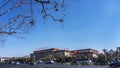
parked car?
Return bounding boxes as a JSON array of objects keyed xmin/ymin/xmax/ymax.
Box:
[
  {"xmin": 45, "ymin": 60, "xmax": 55, "ymax": 64},
  {"xmin": 11, "ymin": 61, "xmax": 15, "ymax": 64},
  {"xmin": 109, "ymin": 57, "xmax": 120, "ymax": 67},
  {"xmin": 95, "ymin": 60, "xmax": 109, "ymax": 65},
  {"xmin": 29, "ymin": 62, "xmax": 37, "ymax": 65},
  {"xmin": 37, "ymin": 60, "xmax": 44, "ymax": 64},
  {"xmin": 75, "ymin": 58, "xmax": 93, "ymax": 65},
  {"xmin": 14, "ymin": 62, "xmax": 20, "ymax": 65},
  {"xmin": 109, "ymin": 61, "xmax": 120, "ymax": 67}
]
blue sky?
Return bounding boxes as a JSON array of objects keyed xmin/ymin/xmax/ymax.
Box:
[{"xmin": 1, "ymin": 0, "xmax": 120, "ymax": 57}]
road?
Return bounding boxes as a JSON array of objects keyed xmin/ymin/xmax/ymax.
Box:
[{"xmin": 0, "ymin": 64, "xmax": 110, "ymax": 68}]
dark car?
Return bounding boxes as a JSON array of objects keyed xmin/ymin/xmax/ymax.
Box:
[
  {"xmin": 109, "ymin": 61, "xmax": 120, "ymax": 67},
  {"xmin": 29, "ymin": 62, "xmax": 37, "ymax": 65},
  {"xmin": 45, "ymin": 60, "xmax": 55, "ymax": 64},
  {"xmin": 95, "ymin": 60, "xmax": 109, "ymax": 65}
]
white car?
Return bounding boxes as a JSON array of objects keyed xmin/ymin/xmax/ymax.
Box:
[
  {"xmin": 15, "ymin": 62, "xmax": 20, "ymax": 65},
  {"xmin": 37, "ymin": 60, "xmax": 43, "ymax": 64},
  {"xmin": 76, "ymin": 58, "xmax": 93, "ymax": 65},
  {"xmin": 11, "ymin": 62, "xmax": 15, "ymax": 64}
]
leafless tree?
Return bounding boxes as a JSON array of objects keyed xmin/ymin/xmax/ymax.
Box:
[
  {"xmin": 0, "ymin": 0, "xmax": 65, "ymax": 41},
  {"xmin": 102, "ymin": 49, "xmax": 108, "ymax": 61}
]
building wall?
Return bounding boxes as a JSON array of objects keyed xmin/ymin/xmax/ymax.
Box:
[
  {"xmin": 30, "ymin": 48, "xmax": 98, "ymax": 61},
  {"xmin": 32, "ymin": 48, "xmax": 59, "ymax": 60},
  {"xmin": 64, "ymin": 51, "xmax": 71, "ymax": 57},
  {"xmin": 0, "ymin": 57, "xmax": 12, "ymax": 63},
  {"xmin": 31, "ymin": 48, "xmax": 71, "ymax": 61},
  {"xmin": 54, "ymin": 50, "xmax": 71, "ymax": 57},
  {"xmin": 71, "ymin": 48, "xmax": 99, "ymax": 58}
]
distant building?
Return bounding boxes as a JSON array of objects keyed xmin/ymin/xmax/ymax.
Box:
[
  {"xmin": 0, "ymin": 58, "xmax": 5, "ymax": 63},
  {"xmin": 71, "ymin": 48, "xmax": 99, "ymax": 59},
  {"xmin": 30, "ymin": 48, "xmax": 99, "ymax": 61},
  {"xmin": 30, "ymin": 54, "xmax": 34, "ymax": 59},
  {"xmin": 0, "ymin": 57, "xmax": 12, "ymax": 63},
  {"xmin": 54, "ymin": 50, "xmax": 71, "ymax": 57},
  {"xmin": 30, "ymin": 48, "xmax": 60, "ymax": 60},
  {"xmin": 30, "ymin": 48, "xmax": 71, "ymax": 61}
]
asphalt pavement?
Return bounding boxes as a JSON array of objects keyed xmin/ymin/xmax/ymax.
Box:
[{"xmin": 0, "ymin": 64, "xmax": 110, "ymax": 68}]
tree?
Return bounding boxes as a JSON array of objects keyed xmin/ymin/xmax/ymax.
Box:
[
  {"xmin": 108, "ymin": 49, "xmax": 114, "ymax": 61},
  {"xmin": 0, "ymin": 0, "xmax": 65, "ymax": 41},
  {"xmin": 102, "ymin": 48, "xmax": 118, "ymax": 61},
  {"xmin": 116, "ymin": 47, "xmax": 120, "ymax": 57},
  {"xmin": 102, "ymin": 49, "xmax": 108, "ymax": 61}
]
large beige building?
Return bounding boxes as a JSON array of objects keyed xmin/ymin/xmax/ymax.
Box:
[
  {"xmin": 54, "ymin": 50, "xmax": 71, "ymax": 57},
  {"xmin": 30, "ymin": 48, "xmax": 71, "ymax": 60},
  {"xmin": 30, "ymin": 48, "xmax": 99, "ymax": 61}
]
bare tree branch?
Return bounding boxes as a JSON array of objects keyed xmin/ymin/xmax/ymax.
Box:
[{"xmin": 0, "ymin": 0, "xmax": 65, "ymax": 41}]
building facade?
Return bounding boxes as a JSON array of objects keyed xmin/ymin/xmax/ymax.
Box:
[
  {"xmin": 30, "ymin": 48, "xmax": 71, "ymax": 61},
  {"xmin": 30, "ymin": 48, "xmax": 59, "ymax": 60},
  {"xmin": 30, "ymin": 48, "xmax": 99, "ymax": 61},
  {"xmin": 54, "ymin": 50, "xmax": 71, "ymax": 57},
  {"xmin": 71, "ymin": 48, "xmax": 98, "ymax": 59}
]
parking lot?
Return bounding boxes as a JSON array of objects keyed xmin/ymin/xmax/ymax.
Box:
[{"xmin": 0, "ymin": 64, "xmax": 109, "ymax": 68}]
